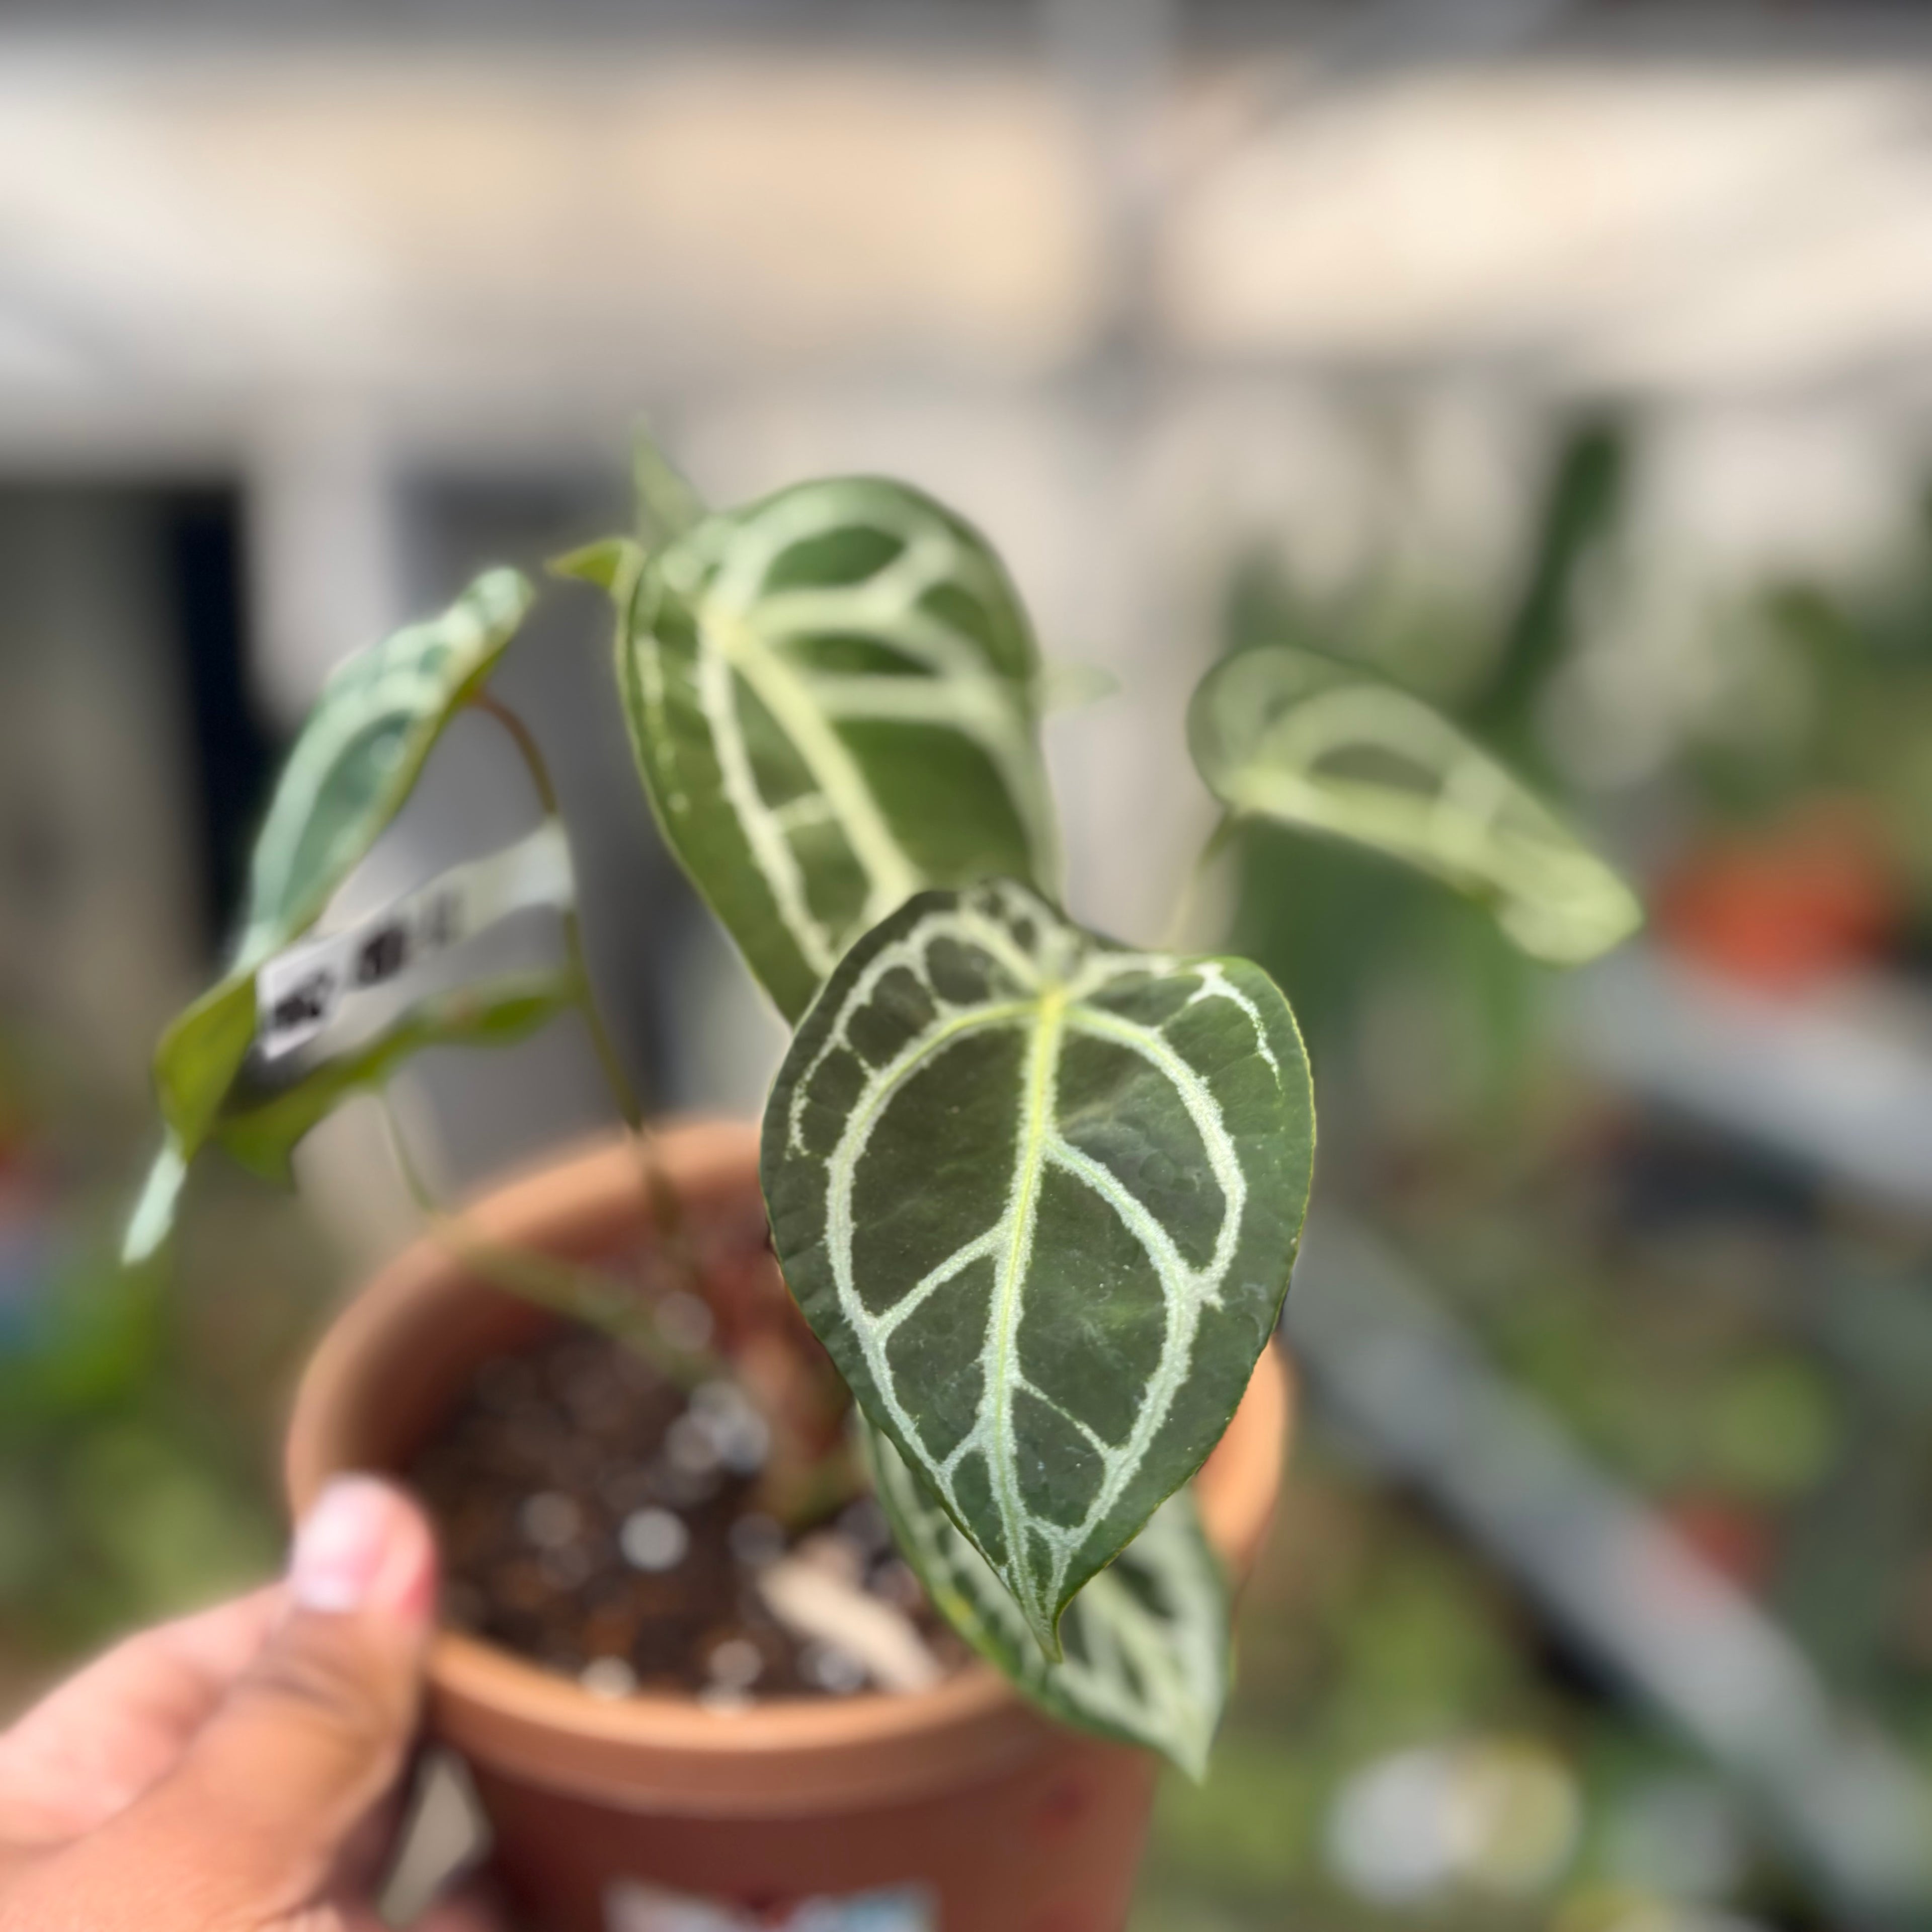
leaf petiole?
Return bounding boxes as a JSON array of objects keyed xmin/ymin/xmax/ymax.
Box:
[
  {"xmin": 469, "ymin": 689, "xmax": 700, "ymax": 1283},
  {"xmin": 378, "ymin": 1096, "xmax": 718, "ymax": 1391},
  {"xmin": 1160, "ymin": 810, "xmax": 1239, "ymax": 952}
]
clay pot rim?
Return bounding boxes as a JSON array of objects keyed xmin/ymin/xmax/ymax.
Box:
[{"xmin": 286, "ymin": 1119, "xmax": 1291, "ymax": 1813}]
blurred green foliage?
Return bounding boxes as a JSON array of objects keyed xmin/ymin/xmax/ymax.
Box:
[
  {"xmin": 0, "ymin": 1026, "xmax": 332, "ymax": 1693},
  {"xmin": 1687, "ymin": 484, "xmax": 1932, "ymax": 931}
]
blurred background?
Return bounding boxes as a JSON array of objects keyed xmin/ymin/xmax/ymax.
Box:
[{"xmin": 8, "ymin": 2, "xmax": 1932, "ymax": 1926}]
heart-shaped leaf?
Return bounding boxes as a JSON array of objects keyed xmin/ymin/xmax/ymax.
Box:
[
  {"xmin": 126, "ymin": 568, "xmax": 534, "ymax": 1261},
  {"xmin": 214, "ymin": 971, "xmax": 575, "ymax": 1186},
  {"xmin": 236, "ymin": 567, "xmax": 537, "ymax": 972},
  {"xmin": 867, "ymin": 1420, "xmax": 1230, "ymax": 1776},
  {"xmin": 762, "ymin": 879, "xmax": 1311, "ymax": 1657},
  {"xmin": 1188, "ymin": 645, "xmax": 1642, "ymax": 965},
  {"xmin": 612, "ymin": 477, "xmax": 1060, "ymax": 1023}
]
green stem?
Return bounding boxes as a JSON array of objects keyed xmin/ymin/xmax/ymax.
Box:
[
  {"xmin": 632, "ymin": 422, "xmax": 706, "ymax": 545},
  {"xmin": 379, "ymin": 1095, "xmax": 716, "ymax": 1390},
  {"xmin": 471, "ymin": 689, "xmax": 698, "ymax": 1289},
  {"xmin": 1162, "ymin": 810, "xmax": 1240, "ymax": 952},
  {"xmin": 471, "ymin": 692, "xmax": 643, "ymax": 1132}
]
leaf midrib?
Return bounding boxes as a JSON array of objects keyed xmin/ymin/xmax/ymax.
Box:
[
  {"xmin": 988, "ymin": 977, "xmax": 1067, "ymax": 1651},
  {"xmin": 1234, "ymin": 767, "xmax": 1611, "ymax": 913}
]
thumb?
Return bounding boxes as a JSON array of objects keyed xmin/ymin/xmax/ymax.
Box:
[{"xmin": 109, "ymin": 1478, "xmax": 437, "ymax": 1924}]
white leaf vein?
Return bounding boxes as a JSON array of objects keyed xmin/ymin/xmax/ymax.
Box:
[
  {"xmin": 656, "ymin": 484, "xmax": 1059, "ymax": 989},
  {"xmin": 872, "ymin": 1424, "xmax": 1223, "ymax": 1770},
  {"xmin": 804, "ymin": 882, "xmax": 1269, "ymax": 1643}
]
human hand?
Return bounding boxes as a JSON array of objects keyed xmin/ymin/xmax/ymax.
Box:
[{"xmin": 0, "ymin": 1476, "xmax": 500, "ymax": 1932}]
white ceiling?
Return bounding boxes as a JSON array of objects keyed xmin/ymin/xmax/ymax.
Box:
[{"xmin": 3, "ymin": 27, "xmax": 1932, "ymax": 470}]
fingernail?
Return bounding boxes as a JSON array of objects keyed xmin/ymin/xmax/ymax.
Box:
[{"xmin": 290, "ymin": 1476, "xmax": 410, "ymax": 1615}]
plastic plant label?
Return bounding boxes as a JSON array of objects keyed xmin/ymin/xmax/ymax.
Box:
[
  {"xmin": 605, "ymin": 1879, "xmax": 935, "ymax": 1932},
  {"xmin": 254, "ymin": 821, "xmax": 573, "ymax": 1062}
]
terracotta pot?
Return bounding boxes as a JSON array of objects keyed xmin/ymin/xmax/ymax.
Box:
[{"xmin": 288, "ymin": 1120, "xmax": 1294, "ymax": 1932}]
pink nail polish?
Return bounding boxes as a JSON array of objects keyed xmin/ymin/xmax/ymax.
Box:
[{"xmin": 290, "ymin": 1476, "xmax": 400, "ymax": 1614}]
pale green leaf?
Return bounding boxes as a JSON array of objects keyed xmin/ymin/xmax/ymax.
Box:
[
  {"xmin": 763, "ymin": 879, "xmax": 1312, "ymax": 1658},
  {"xmin": 123, "ymin": 1141, "xmax": 190, "ymax": 1267},
  {"xmin": 867, "ymin": 1420, "xmax": 1229, "ymax": 1777},
  {"xmin": 613, "ymin": 477, "xmax": 1060, "ymax": 1022},
  {"xmin": 632, "ymin": 426, "xmax": 705, "ymax": 546},
  {"xmin": 550, "ymin": 537, "xmax": 642, "ymax": 595},
  {"xmin": 127, "ymin": 569, "xmax": 534, "ymax": 1261},
  {"xmin": 149, "ymin": 977, "xmax": 259, "ymax": 1178},
  {"xmin": 214, "ymin": 972, "xmax": 574, "ymax": 1186},
  {"xmin": 1188, "ymin": 645, "xmax": 1642, "ymax": 965},
  {"xmin": 1036, "ymin": 661, "xmax": 1119, "ymax": 715}
]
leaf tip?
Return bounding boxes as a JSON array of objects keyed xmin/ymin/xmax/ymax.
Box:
[
  {"xmin": 630, "ymin": 424, "xmax": 705, "ymax": 545},
  {"xmin": 1028, "ymin": 1604, "xmax": 1067, "ymax": 1667},
  {"xmin": 471, "ymin": 563, "xmax": 539, "ymax": 630},
  {"xmin": 1036, "ymin": 661, "xmax": 1120, "ymax": 716},
  {"xmin": 1502, "ymin": 867, "xmax": 1647, "ymax": 966},
  {"xmin": 548, "ymin": 537, "xmax": 642, "ymax": 594},
  {"xmin": 122, "ymin": 1141, "xmax": 189, "ymax": 1267}
]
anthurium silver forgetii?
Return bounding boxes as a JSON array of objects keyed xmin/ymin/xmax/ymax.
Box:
[
  {"xmin": 762, "ymin": 879, "xmax": 1313, "ymax": 1658},
  {"xmin": 124, "ymin": 568, "xmax": 543, "ymax": 1261},
  {"xmin": 868, "ymin": 1418, "xmax": 1231, "ymax": 1776},
  {"xmin": 123, "ymin": 439, "xmax": 1645, "ymax": 1777},
  {"xmin": 600, "ymin": 475, "xmax": 1061, "ymax": 1023},
  {"xmin": 1188, "ymin": 643, "xmax": 1642, "ymax": 965}
]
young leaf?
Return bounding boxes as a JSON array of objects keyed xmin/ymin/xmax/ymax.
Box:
[
  {"xmin": 867, "ymin": 1420, "xmax": 1229, "ymax": 1777},
  {"xmin": 1035, "ymin": 661, "xmax": 1120, "ymax": 715},
  {"xmin": 631, "ymin": 426, "xmax": 705, "ymax": 547},
  {"xmin": 237, "ymin": 568, "xmax": 537, "ymax": 970},
  {"xmin": 126, "ymin": 569, "xmax": 535, "ymax": 1261},
  {"xmin": 549, "ymin": 537, "xmax": 642, "ymax": 596},
  {"xmin": 213, "ymin": 972, "xmax": 575, "ymax": 1186},
  {"xmin": 763, "ymin": 879, "xmax": 1312, "ymax": 1658},
  {"xmin": 1188, "ymin": 645, "xmax": 1642, "ymax": 965},
  {"xmin": 614, "ymin": 477, "xmax": 1060, "ymax": 1022}
]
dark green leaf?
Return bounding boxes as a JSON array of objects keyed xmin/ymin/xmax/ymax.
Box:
[
  {"xmin": 763, "ymin": 879, "xmax": 1312, "ymax": 1657},
  {"xmin": 868, "ymin": 1420, "xmax": 1229, "ymax": 1776},
  {"xmin": 1188, "ymin": 645, "xmax": 1642, "ymax": 965},
  {"xmin": 613, "ymin": 477, "xmax": 1059, "ymax": 1022}
]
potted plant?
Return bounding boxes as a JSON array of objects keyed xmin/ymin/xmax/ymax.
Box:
[{"xmin": 124, "ymin": 441, "xmax": 1639, "ymax": 1932}]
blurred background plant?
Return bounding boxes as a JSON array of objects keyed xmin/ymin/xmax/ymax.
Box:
[
  {"xmin": 0, "ymin": 1018, "xmax": 329, "ymax": 1679},
  {"xmin": 7, "ymin": 3, "xmax": 1932, "ymax": 1926}
]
